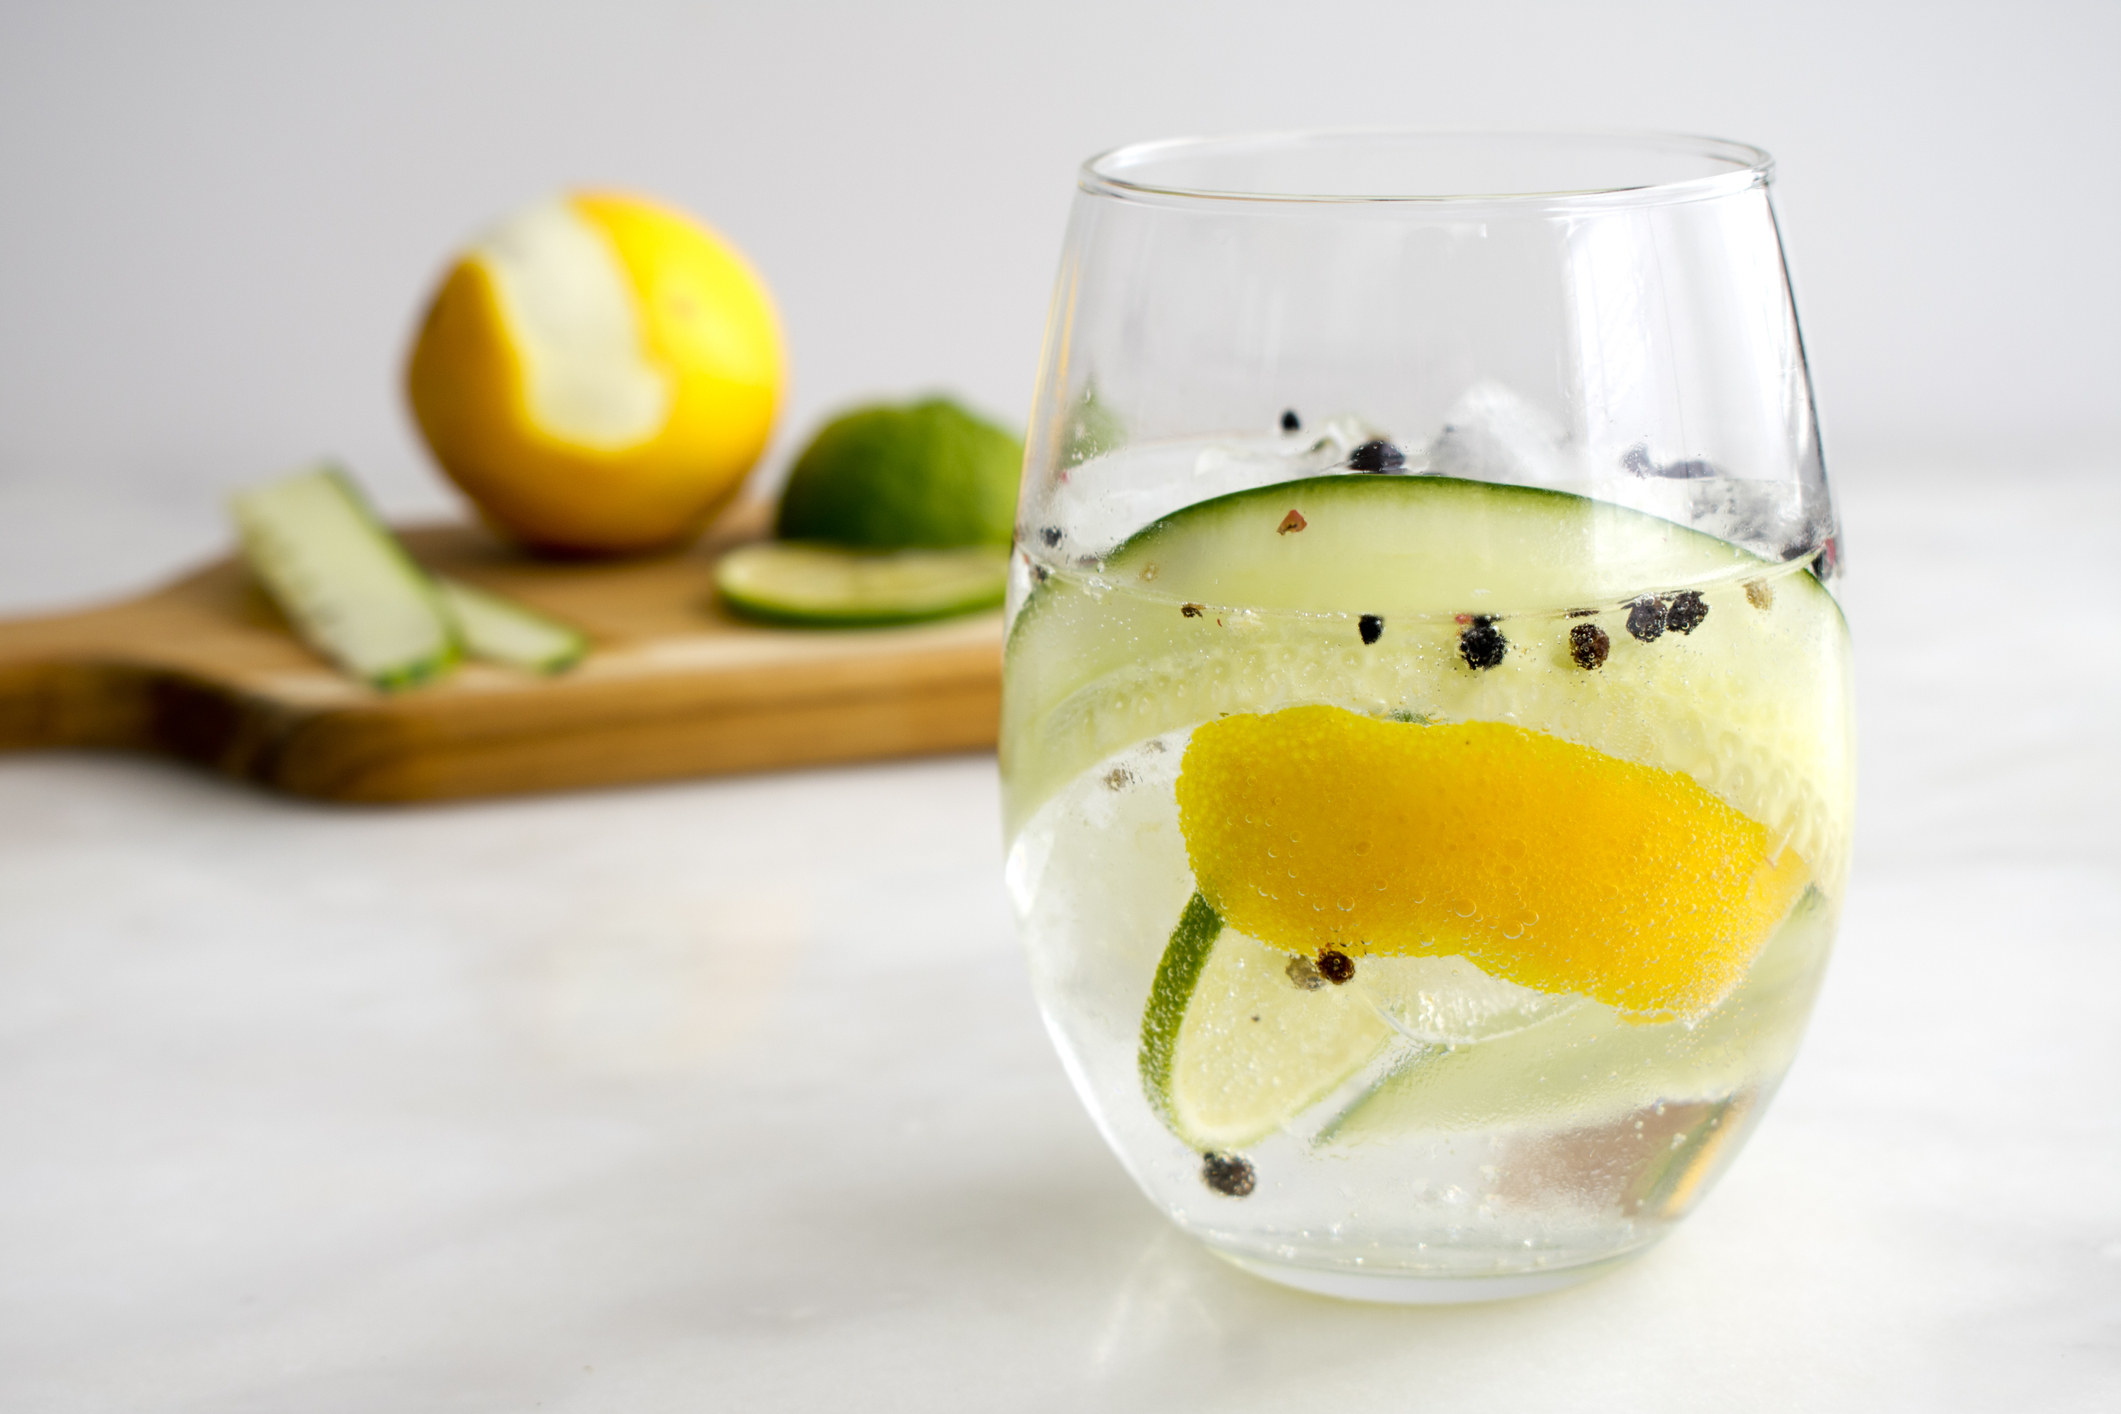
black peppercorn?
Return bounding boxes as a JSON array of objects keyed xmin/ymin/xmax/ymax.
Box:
[
  {"xmin": 1459, "ymin": 615, "xmax": 1507, "ymax": 669},
  {"xmin": 1569, "ymin": 621, "xmax": 1611, "ymax": 670},
  {"xmin": 1347, "ymin": 440, "xmax": 1404, "ymax": 473},
  {"xmin": 1317, "ymin": 949, "xmax": 1355, "ymax": 984},
  {"xmin": 1666, "ymin": 590, "xmax": 1708, "ymax": 634},
  {"xmin": 1359, "ymin": 614, "xmax": 1384, "ymax": 645},
  {"xmin": 1626, "ymin": 597, "xmax": 1668, "ymax": 642},
  {"xmin": 1202, "ymin": 1151, "xmax": 1256, "ymax": 1197},
  {"xmin": 1280, "ymin": 409, "xmax": 1302, "ymax": 432},
  {"xmin": 1039, "ymin": 526, "xmax": 1062, "ymax": 547}
]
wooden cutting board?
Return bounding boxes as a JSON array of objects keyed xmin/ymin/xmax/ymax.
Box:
[{"xmin": 0, "ymin": 504, "xmax": 1004, "ymax": 802}]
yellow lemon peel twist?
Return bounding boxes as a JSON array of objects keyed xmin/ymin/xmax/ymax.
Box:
[{"xmin": 1175, "ymin": 705, "xmax": 1809, "ymax": 1021}]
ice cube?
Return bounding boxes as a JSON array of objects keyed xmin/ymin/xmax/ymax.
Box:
[
  {"xmin": 1049, "ymin": 420, "xmax": 1390, "ymax": 558},
  {"xmin": 1426, "ymin": 381, "xmax": 1581, "ymax": 487},
  {"xmin": 1358, "ymin": 953, "xmax": 1582, "ymax": 1047},
  {"xmin": 1604, "ymin": 474, "xmax": 1837, "ymax": 567}
]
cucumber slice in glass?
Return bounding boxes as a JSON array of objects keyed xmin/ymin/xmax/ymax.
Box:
[
  {"xmin": 231, "ymin": 466, "xmax": 458, "ymax": 690},
  {"xmin": 1318, "ymin": 885, "xmax": 1833, "ymax": 1145},
  {"xmin": 435, "ymin": 577, "xmax": 588, "ymax": 674},
  {"xmin": 716, "ymin": 542, "xmax": 1007, "ymax": 626},
  {"xmin": 1002, "ymin": 474, "xmax": 1852, "ymax": 888}
]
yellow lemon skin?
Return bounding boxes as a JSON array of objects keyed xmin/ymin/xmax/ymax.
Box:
[
  {"xmin": 406, "ymin": 191, "xmax": 784, "ymax": 555},
  {"xmin": 1175, "ymin": 706, "xmax": 1810, "ymax": 1021}
]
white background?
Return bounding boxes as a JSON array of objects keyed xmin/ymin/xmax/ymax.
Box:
[
  {"xmin": 0, "ymin": 0, "xmax": 2115, "ymax": 610},
  {"xmin": 2, "ymin": 6, "xmax": 2118, "ymax": 1409}
]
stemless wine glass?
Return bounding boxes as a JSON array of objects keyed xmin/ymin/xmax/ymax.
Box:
[{"xmin": 999, "ymin": 131, "xmax": 1853, "ymax": 1302}]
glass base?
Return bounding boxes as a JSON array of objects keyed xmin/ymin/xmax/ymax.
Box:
[{"xmin": 1210, "ymin": 1244, "xmax": 1651, "ymax": 1305}]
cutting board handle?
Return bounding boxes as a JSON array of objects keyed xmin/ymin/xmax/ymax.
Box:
[
  {"xmin": 0, "ymin": 599, "xmax": 268, "ymax": 767},
  {"xmin": 0, "ymin": 519, "xmax": 1003, "ymax": 804}
]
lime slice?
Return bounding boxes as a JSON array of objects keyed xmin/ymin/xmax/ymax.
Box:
[
  {"xmin": 1139, "ymin": 893, "xmax": 1393, "ymax": 1151},
  {"xmin": 435, "ymin": 576, "xmax": 588, "ymax": 674},
  {"xmin": 1002, "ymin": 475, "xmax": 1852, "ymax": 890},
  {"xmin": 715, "ymin": 542, "xmax": 1007, "ymax": 626},
  {"xmin": 1137, "ymin": 892, "xmax": 1578, "ymax": 1149},
  {"xmin": 231, "ymin": 465, "xmax": 458, "ymax": 690}
]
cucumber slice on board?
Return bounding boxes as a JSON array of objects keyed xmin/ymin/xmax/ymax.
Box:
[
  {"xmin": 435, "ymin": 577, "xmax": 588, "ymax": 674},
  {"xmin": 231, "ymin": 466, "xmax": 458, "ymax": 690},
  {"xmin": 716, "ymin": 542, "xmax": 1007, "ymax": 626},
  {"xmin": 1001, "ymin": 475, "xmax": 1853, "ymax": 889}
]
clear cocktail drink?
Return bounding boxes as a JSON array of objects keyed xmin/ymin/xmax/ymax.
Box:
[
  {"xmin": 1006, "ymin": 129, "xmax": 1851, "ymax": 1299},
  {"xmin": 1002, "ymin": 448, "xmax": 1852, "ymax": 1298}
]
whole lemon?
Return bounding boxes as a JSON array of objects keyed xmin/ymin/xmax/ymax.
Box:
[{"xmin": 406, "ymin": 191, "xmax": 785, "ymax": 554}]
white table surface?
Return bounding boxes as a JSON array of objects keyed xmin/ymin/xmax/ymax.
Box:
[{"xmin": 2, "ymin": 461, "xmax": 2116, "ymax": 1412}]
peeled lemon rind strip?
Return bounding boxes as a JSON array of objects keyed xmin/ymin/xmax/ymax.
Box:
[{"xmin": 1176, "ymin": 708, "xmax": 1812, "ymax": 1023}]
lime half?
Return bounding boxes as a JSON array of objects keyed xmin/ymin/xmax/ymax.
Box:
[
  {"xmin": 716, "ymin": 541, "xmax": 1007, "ymax": 626},
  {"xmin": 775, "ymin": 397, "xmax": 1022, "ymax": 548}
]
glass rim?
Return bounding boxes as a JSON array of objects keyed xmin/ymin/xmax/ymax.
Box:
[{"xmin": 1080, "ymin": 128, "xmax": 1774, "ymax": 212}]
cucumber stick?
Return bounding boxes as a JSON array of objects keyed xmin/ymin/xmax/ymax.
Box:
[
  {"xmin": 232, "ymin": 466, "xmax": 458, "ymax": 690},
  {"xmin": 435, "ymin": 577, "xmax": 588, "ymax": 674},
  {"xmin": 233, "ymin": 465, "xmax": 590, "ymax": 687}
]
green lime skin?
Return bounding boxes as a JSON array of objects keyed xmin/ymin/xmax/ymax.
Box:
[
  {"xmin": 774, "ymin": 397, "xmax": 1023, "ymax": 548},
  {"xmin": 1138, "ymin": 891, "xmax": 1226, "ymax": 1135}
]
